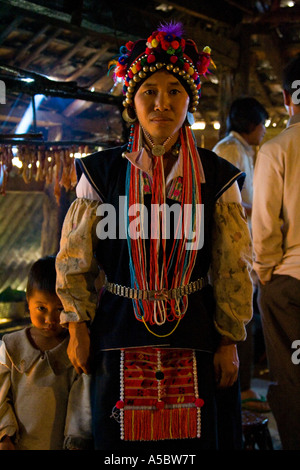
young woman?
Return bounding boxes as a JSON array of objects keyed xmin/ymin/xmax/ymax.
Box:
[{"xmin": 56, "ymin": 22, "xmax": 253, "ymax": 450}]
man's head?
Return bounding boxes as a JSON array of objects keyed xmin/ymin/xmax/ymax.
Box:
[
  {"xmin": 226, "ymin": 97, "xmax": 269, "ymax": 146},
  {"xmin": 282, "ymin": 54, "xmax": 300, "ymax": 115}
]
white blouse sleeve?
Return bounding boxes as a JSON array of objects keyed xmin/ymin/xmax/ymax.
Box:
[
  {"xmin": 56, "ymin": 197, "xmax": 101, "ymax": 324},
  {"xmin": 76, "ymin": 174, "xmax": 102, "ymax": 201},
  {"xmin": 210, "ymin": 182, "xmax": 253, "ymax": 342}
]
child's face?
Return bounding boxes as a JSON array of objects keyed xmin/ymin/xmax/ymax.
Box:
[{"xmin": 28, "ymin": 289, "xmax": 64, "ymax": 337}]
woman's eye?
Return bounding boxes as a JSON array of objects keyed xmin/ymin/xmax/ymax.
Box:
[{"xmin": 170, "ymin": 89, "xmax": 180, "ymax": 95}]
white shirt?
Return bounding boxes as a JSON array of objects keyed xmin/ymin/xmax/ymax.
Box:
[
  {"xmin": 213, "ymin": 131, "xmax": 255, "ymax": 207},
  {"xmin": 252, "ymin": 114, "xmax": 300, "ymax": 282}
]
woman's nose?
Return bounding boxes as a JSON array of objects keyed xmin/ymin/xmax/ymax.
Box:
[{"xmin": 154, "ymin": 92, "xmax": 170, "ymax": 111}]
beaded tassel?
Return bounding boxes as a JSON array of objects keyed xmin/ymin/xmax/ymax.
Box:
[{"xmin": 125, "ymin": 123, "xmax": 203, "ymax": 328}]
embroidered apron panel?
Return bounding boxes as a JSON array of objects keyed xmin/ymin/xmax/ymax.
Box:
[{"xmin": 115, "ymin": 348, "xmax": 204, "ymax": 441}]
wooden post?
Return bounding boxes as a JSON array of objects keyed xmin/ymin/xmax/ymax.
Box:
[{"xmin": 218, "ymin": 66, "xmax": 234, "ymax": 139}]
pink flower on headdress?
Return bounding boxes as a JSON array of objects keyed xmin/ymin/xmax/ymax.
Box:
[{"xmin": 197, "ymin": 53, "xmax": 211, "ymax": 76}]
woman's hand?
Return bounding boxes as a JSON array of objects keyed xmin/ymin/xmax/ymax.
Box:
[
  {"xmin": 67, "ymin": 322, "xmax": 91, "ymax": 375},
  {"xmin": 213, "ymin": 339, "xmax": 239, "ymax": 389}
]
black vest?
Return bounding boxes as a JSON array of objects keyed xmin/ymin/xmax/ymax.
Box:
[{"xmin": 76, "ymin": 145, "xmax": 245, "ymax": 353}]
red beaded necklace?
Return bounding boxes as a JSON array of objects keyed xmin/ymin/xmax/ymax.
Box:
[{"xmin": 125, "ymin": 123, "xmax": 203, "ymax": 330}]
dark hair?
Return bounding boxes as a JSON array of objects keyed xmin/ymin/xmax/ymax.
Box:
[
  {"xmin": 282, "ymin": 54, "xmax": 300, "ymax": 97},
  {"xmin": 226, "ymin": 97, "xmax": 269, "ymax": 135},
  {"xmin": 26, "ymin": 255, "xmax": 57, "ymax": 299}
]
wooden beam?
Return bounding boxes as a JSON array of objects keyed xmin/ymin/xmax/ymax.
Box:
[
  {"xmin": 51, "ymin": 36, "xmax": 88, "ymax": 71},
  {"xmin": 243, "ymin": 6, "xmax": 300, "ymax": 25},
  {"xmin": 0, "ymin": 16, "xmax": 23, "ymax": 45},
  {"xmin": 224, "ymin": 0, "xmax": 253, "ymax": 15},
  {"xmin": 20, "ymin": 27, "xmax": 63, "ymax": 69},
  {"xmin": 0, "ymin": 107, "xmax": 118, "ymax": 134},
  {"xmin": 153, "ymin": 0, "xmax": 229, "ymax": 27},
  {"xmin": 9, "ymin": 24, "xmax": 51, "ymax": 65},
  {"xmin": 0, "ymin": 0, "xmax": 139, "ymax": 42},
  {"xmin": 66, "ymin": 46, "xmax": 109, "ymax": 82}
]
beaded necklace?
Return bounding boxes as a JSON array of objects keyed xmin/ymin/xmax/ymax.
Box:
[{"xmin": 125, "ymin": 123, "xmax": 202, "ymax": 330}]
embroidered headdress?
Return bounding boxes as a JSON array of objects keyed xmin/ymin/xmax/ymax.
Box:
[{"xmin": 111, "ymin": 21, "xmax": 213, "ymax": 113}]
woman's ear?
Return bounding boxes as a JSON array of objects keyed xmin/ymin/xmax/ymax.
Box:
[{"xmin": 283, "ymin": 89, "xmax": 291, "ymax": 107}]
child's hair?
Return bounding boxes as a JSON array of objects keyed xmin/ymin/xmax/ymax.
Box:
[{"xmin": 26, "ymin": 255, "xmax": 57, "ymax": 299}]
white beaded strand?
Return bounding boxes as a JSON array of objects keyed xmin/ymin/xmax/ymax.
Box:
[
  {"xmin": 120, "ymin": 349, "xmax": 125, "ymax": 440},
  {"xmin": 192, "ymin": 350, "xmax": 201, "ymax": 438}
]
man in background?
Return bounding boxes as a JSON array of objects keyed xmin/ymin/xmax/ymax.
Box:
[
  {"xmin": 213, "ymin": 97, "xmax": 269, "ymax": 412},
  {"xmin": 252, "ymin": 54, "xmax": 300, "ymax": 450}
]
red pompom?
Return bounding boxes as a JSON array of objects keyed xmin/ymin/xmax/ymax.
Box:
[
  {"xmin": 197, "ymin": 53, "xmax": 211, "ymax": 75},
  {"xmin": 160, "ymin": 40, "xmax": 170, "ymax": 51},
  {"xmin": 194, "ymin": 398, "xmax": 204, "ymax": 408},
  {"xmin": 115, "ymin": 64, "xmax": 127, "ymax": 78},
  {"xmin": 115, "ymin": 400, "xmax": 124, "ymax": 409},
  {"xmin": 126, "ymin": 41, "xmax": 134, "ymax": 51},
  {"xmin": 147, "ymin": 54, "xmax": 156, "ymax": 64}
]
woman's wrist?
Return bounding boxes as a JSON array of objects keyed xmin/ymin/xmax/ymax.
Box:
[
  {"xmin": 219, "ymin": 336, "xmax": 237, "ymax": 346},
  {"xmin": 0, "ymin": 435, "xmax": 12, "ymax": 443},
  {"xmin": 68, "ymin": 321, "xmax": 88, "ymax": 332}
]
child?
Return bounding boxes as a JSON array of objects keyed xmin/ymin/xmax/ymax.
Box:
[{"xmin": 0, "ymin": 256, "xmax": 92, "ymax": 450}]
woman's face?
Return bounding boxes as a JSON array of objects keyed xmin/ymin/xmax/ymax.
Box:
[{"xmin": 133, "ymin": 70, "xmax": 190, "ymax": 144}]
